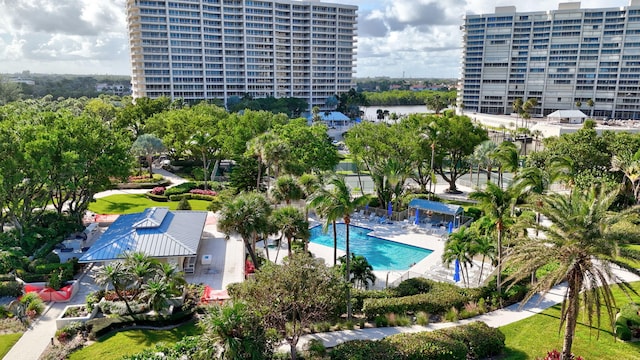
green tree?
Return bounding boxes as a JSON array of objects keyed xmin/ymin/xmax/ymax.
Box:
[
  {"xmin": 177, "ymin": 197, "xmax": 192, "ymax": 210},
  {"xmin": 471, "ymin": 233, "xmax": 496, "ymax": 286},
  {"xmin": 473, "ymin": 140, "xmax": 498, "ymax": 185},
  {"xmin": 188, "ymin": 131, "xmax": 221, "ymax": 190},
  {"xmin": 512, "ymin": 98, "xmax": 523, "ymax": 129},
  {"xmin": 505, "ymin": 186, "xmax": 640, "ymax": 360},
  {"xmin": 93, "ymin": 262, "xmax": 135, "ymax": 317},
  {"xmin": 231, "ymin": 253, "xmax": 346, "ymax": 360},
  {"xmin": 443, "ymin": 226, "xmax": 475, "ymax": 287},
  {"xmin": 339, "ymin": 253, "xmax": 375, "ymax": 290},
  {"xmin": 270, "ymin": 206, "xmax": 309, "ymax": 258},
  {"xmin": 131, "ymin": 133, "xmax": 165, "ymax": 178},
  {"xmin": 469, "ymin": 182, "xmax": 516, "ymax": 296},
  {"xmin": 140, "ymin": 275, "xmax": 172, "ymax": 312},
  {"xmin": 311, "ymin": 176, "xmax": 367, "ymax": 319},
  {"xmin": 492, "ymin": 141, "xmax": 520, "ymax": 188},
  {"xmin": 197, "ymin": 301, "xmax": 275, "ymax": 360},
  {"xmin": 611, "ymin": 149, "xmax": 640, "ymax": 204},
  {"xmin": 271, "ymin": 175, "xmax": 303, "ymax": 205},
  {"xmin": 424, "ymin": 93, "xmax": 451, "ymax": 114},
  {"xmin": 218, "ymin": 192, "xmax": 272, "ymax": 269}
]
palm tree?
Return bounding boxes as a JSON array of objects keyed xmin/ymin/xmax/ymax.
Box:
[
  {"xmin": 470, "ymin": 233, "xmax": 496, "ymax": 286},
  {"xmin": 188, "ymin": 131, "xmax": 220, "ymax": 190},
  {"xmin": 298, "ymin": 173, "xmax": 319, "ymax": 219},
  {"xmin": 131, "ymin": 133, "xmax": 165, "ymax": 178},
  {"xmin": 587, "ymin": 98, "xmax": 595, "ymax": 117},
  {"xmin": 271, "ymin": 175, "xmax": 303, "ymax": 205},
  {"xmin": 140, "ymin": 275, "xmax": 171, "ymax": 313},
  {"xmin": 247, "ymin": 132, "xmax": 277, "ymax": 191},
  {"xmin": 512, "ymin": 98, "xmax": 523, "ymax": 129},
  {"xmin": 505, "ymin": 186, "xmax": 640, "ymax": 360},
  {"xmin": 443, "ymin": 226, "xmax": 475, "ymax": 287},
  {"xmin": 473, "ymin": 140, "xmax": 498, "ymax": 185},
  {"xmin": 469, "ymin": 182, "xmax": 516, "ymax": 296},
  {"xmin": 270, "ymin": 206, "xmax": 309, "ymax": 258},
  {"xmin": 93, "ymin": 262, "xmax": 135, "ymax": 316},
  {"xmin": 550, "ymin": 155, "xmax": 579, "ymax": 196},
  {"xmin": 611, "ymin": 150, "xmax": 640, "ymax": 204},
  {"xmin": 492, "ymin": 141, "xmax": 519, "ymax": 188},
  {"xmin": 339, "ymin": 253, "xmax": 375, "ymax": 290},
  {"xmin": 310, "ymin": 175, "xmax": 367, "ymax": 319},
  {"xmin": 532, "ymin": 129, "xmax": 544, "ymax": 152},
  {"xmin": 218, "ymin": 192, "xmax": 272, "ymax": 270}
]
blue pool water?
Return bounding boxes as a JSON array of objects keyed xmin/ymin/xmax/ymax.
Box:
[{"xmin": 309, "ymin": 224, "xmax": 433, "ymax": 271}]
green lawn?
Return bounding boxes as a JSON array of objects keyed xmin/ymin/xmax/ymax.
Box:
[
  {"xmin": 500, "ymin": 281, "xmax": 640, "ymax": 359},
  {"xmin": 68, "ymin": 322, "xmax": 200, "ymax": 360},
  {"xmin": 89, "ymin": 194, "xmax": 211, "ymax": 214},
  {"xmin": 619, "ymin": 244, "xmax": 640, "ymax": 269},
  {"xmin": 0, "ymin": 333, "xmax": 22, "ymax": 358}
]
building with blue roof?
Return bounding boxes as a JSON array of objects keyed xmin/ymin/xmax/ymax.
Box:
[{"xmin": 79, "ymin": 207, "xmax": 207, "ymax": 274}]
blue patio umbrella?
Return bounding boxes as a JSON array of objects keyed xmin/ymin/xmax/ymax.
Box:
[
  {"xmin": 387, "ymin": 202, "xmax": 392, "ymax": 218},
  {"xmin": 365, "ymin": 204, "xmax": 369, "ymax": 214},
  {"xmin": 414, "ymin": 209, "xmax": 420, "ymax": 225},
  {"xmin": 453, "ymin": 259, "xmax": 461, "ymax": 282},
  {"xmin": 448, "ymin": 221, "xmax": 453, "ymax": 234}
]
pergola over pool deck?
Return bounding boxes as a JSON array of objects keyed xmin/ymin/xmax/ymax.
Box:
[{"xmin": 408, "ymin": 199, "xmax": 464, "ymax": 228}]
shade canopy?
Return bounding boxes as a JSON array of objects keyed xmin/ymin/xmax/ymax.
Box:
[{"xmin": 408, "ymin": 199, "xmax": 463, "ymax": 216}]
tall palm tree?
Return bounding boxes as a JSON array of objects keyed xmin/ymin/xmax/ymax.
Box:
[
  {"xmin": 550, "ymin": 155, "xmax": 579, "ymax": 196},
  {"xmin": 131, "ymin": 133, "xmax": 165, "ymax": 178},
  {"xmin": 471, "ymin": 234, "xmax": 496, "ymax": 286},
  {"xmin": 339, "ymin": 253, "xmax": 375, "ymax": 290},
  {"xmin": 512, "ymin": 98, "xmax": 523, "ymax": 129},
  {"xmin": 505, "ymin": 186, "xmax": 640, "ymax": 360},
  {"xmin": 188, "ymin": 131, "xmax": 220, "ymax": 190},
  {"xmin": 270, "ymin": 206, "xmax": 309, "ymax": 258},
  {"xmin": 492, "ymin": 141, "xmax": 519, "ymax": 188},
  {"xmin": 218, "ymin": 192, "xmax": 272, "ymax": 270},
  {"xmin": 443, "ymin": 226, "xmax": 475, "ymax": 287},
  {"xmin": 473, "ymin": 140, "xmax": 498, "ymax": 185},
  {"xmin": 469, "ymin": 182, "xmax": 516, "ymax": 296},
  {"xmin": 298, "ymin": 173, "xmax": 319, "ymax": 220},
  {"xmin": 310, "ymin": 175, "xmax": 367, "ymax": 319},
  {"xmin": 247, "ymin": 132, "xmax": 277, "ymax": 191},
  {"xmin": 308, "ymin": 188, "xmax": 340, "ymax": 266}
]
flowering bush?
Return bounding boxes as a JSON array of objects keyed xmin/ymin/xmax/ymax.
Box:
[
  {"xmin": 151, "ymin": 186, "xmax": 166, "ymax": 195},
  {"xmin": 190, "ymin": 189, "xmax": 217, "ymax": 196},
  {"xmin": 537, "ymin": 349, "xmax": 584, "ymax": 360}
]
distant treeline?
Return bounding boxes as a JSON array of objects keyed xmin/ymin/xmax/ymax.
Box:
[
  {"xmin": 9, "ymin": 74, "xmax": 130, "ymax": 99},
  {"xmin": 364, "ymin": 89, "xmax": 457, "ymax": 106}
]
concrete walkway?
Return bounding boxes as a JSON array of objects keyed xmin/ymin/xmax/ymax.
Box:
[
  {"xmin": 282, "ymin": 267, "xmax": 640, "ymax": 352},
  {"xmin": 3, "ymin": 267, "xmax": 100, "ymax": 360},
  {"xmin": 3, "ymin": 168, "xmax": 187, "ymax": 360}
]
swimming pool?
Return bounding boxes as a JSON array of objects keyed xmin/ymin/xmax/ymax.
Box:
[{"xmin": 309, "ymin": 224, "xmax": 433, "ymax": 271}]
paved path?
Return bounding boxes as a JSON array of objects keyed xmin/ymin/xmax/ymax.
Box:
[
  {"xmin": 3, "ymin": 267, "xmax": 100, "ymax": 360},
  {"xmin": 280, "ymin": 267, "xmax": 640, "ymax": 353}
]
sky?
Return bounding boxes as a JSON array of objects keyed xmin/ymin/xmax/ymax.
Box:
[{"xmin": 0, "ymin": 0, "xmax": 633, "ymax": 79}]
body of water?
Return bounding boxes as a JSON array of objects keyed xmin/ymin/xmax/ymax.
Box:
[
  {"xmin": 361, "ymin": 105, "xmax": 433, "ymax": 122},
  {"xmin": 309, "ymin": 224, "xmax": 433, "ymax": 271}
]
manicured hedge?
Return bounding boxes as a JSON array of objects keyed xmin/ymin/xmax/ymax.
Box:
[
  {"xmin": 168, "ymin": 193, "xmax": 216, "ymax": 202},
  {"xmin": 352, "ymin": 288, "xmax": 394, "ymax": 313},
  {"xmin": 0, "ymin": 274, "xmax": 16, "ymax": 282},
  {"xmin": 163, "ymin": 182, "xmax": 199, "ymax": 197},
  {"xmin": 330, "ymin": 321, "xmax": 505, "ymax": 360},
  {"xmin": 145, "ymin": 192, "xmax": 169, "ymax": 202},
  {"xmin": 362, "ymin": 282, "xmax": 470, "ymax": 319},
  {"xmin": 615, "ymin": 303, "xmax": 640, "ymax": 341}
]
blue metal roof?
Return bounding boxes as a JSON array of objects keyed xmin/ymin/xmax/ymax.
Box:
[
  {"xmin": 79, "ymin": 208, "xmax": 207, "ymax": 263},
  {"xmin": 408, "ymin": 199, "xmax": 463, "ymax": 216}
]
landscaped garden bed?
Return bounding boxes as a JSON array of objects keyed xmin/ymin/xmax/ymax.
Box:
[{"xmin": 56, "ymin": 305, "xmax": 97, "ymax": 330}]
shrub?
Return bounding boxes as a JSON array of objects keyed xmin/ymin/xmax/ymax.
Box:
[
  {"xmin": 394, "ymin": 277, "xmax": 433, "ymax": 296},
  {"xmin": 306, "ymin": 338, "xmax": 326, "ymax": 358},
  {"xmin": 442, "ymin": 321, "xmax": 505, "ymax": 358},
  {"xmin": 465, "ymin": 207, "xmax": 482, "ymax": 220},
  {"xmin": 385, "ymin": 330, "xmax": 468, "ymax": 360},
  {"xmin": 21, "ymin": 293, "xmax": 45, "ymax": 317},
  {"xmin": 350, "ymin": 288, "xmax": 395, "ymax": 313},
  {"xmin": 145, "ymin": 192, "xmax": 168, "ymax": 202},
  {"xmin": 330, "ymin": 340, "xmax": 398, "ymax": 360},
  {"xmin": 537, "ymin": 349, "xmax": 584, "ymax": 360},
  {"xmin": 190, "ymin": 188, "xmax": 217, "ymax": 196},
  {"xmin": 416, "ymin": 311, "xmax": 430, "ymax": 326},
  {"xmin": 98, "ymin": 299, "xmax": 148, "ymax": 316},
  {"xmin": 374, "ymin": 315, "xmax": 388, "ymax": 327},
  {"xmin": 0, "ymin": 281, "xmax": 23, "ymax": 297},
  {"xmin": 55, "ymin": 321, "xmax": 85, "ymax": 343},
  {"xmin": 0, "ymin": 274, "xmax": 16, "ymax": 282},
  {"xmin": 312, "ymin": 321, "xmax": 332, "ymax": 333},
  {"xmin": 445, "ymin": 307, "xmax": 459, "ymax": 322},
  {"xmin": 177, "ymin": 197, "xmax": 192, "ymax": 210},
  {"xmin": 362, "ymin": 282, "xmax": 469, "ymax": 319},
  {"xmin": 164, "ymin": 182, "xmax": 199, "ymax": 197},
  {"xmin": 151, "ymin": 186, "xmax": 166, "ymax": 195},
  {"xmin": 47, "ymin": 269, "xmax": 65, "ymax": 291}
]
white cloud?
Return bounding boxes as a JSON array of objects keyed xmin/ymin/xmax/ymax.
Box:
[{"xmin": 0, "ymin": 0, "xmax": 634, "ymax": 77}]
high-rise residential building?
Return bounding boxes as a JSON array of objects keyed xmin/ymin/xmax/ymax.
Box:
[
  {"xmin": 126, "ymin": 0, "xmax": 357, "ymax": 109},
  {"xmin": 459, "ymin": 1, "xmax": 640, "ymax": 119}
]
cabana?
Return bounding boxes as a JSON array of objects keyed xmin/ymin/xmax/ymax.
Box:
[{"xmin": 408, "ymin": 199, "xmax": 464, "ymax": 228}]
